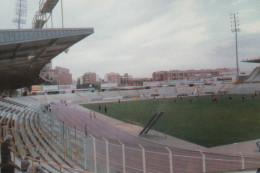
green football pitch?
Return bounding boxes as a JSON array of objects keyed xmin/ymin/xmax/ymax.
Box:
[{"xmin": 82, "ymin": 94, "xmax": 260, "ymax": 147}]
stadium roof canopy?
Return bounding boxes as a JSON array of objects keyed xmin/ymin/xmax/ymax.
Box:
[
  {"xmin": 0, "ymin": 28, "xmax": 94, "ymax": 90},
  {"xmin": 242, "ymin": 58, "xmax": 260, "ymax": 63}
]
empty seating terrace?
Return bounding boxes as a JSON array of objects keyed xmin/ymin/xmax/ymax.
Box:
[
  {"xmin": 17, "ymin": 85, "xmax": 231, "ymax": 106},
  {"xmin": 0, "ymin": 98, "xmax": 90, "ymax": 173},
  {"xmin": 1, "ymin": 84, "xmax": 260, "ymax": 172}
]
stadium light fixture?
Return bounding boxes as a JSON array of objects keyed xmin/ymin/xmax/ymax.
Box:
[
  {"xmin": 230, "ymin": 12, "xmax": 240, "ymax": 81},
  {"xmin": 13, "ymin": 0, "xmax": 27, "ymax": 29}
]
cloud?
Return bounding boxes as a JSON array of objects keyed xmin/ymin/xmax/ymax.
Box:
[
  {"xmin": 231, "ymin": 0, "xmax": 249, "ymax": 7},
  {"xmin": 174, "ymin": 26, "xmax": 210, "ymax": 45},
  {"xmin": 1, "ymin": 0, "xmax": 260, "ymax": 79},
  {"xmin": 241, "ymin": 21, "xmax": 260, "ymax": 34}
]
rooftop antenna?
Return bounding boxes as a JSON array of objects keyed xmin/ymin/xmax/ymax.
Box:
[
  {"xmin": 13, "ymin": 0, "xmax": 27, "ymax": 29},
  {"xmin": 230, "ymin": 12, "xmax": 240, "ymax": 81}
]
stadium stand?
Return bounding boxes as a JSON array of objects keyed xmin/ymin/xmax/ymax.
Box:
[
  {"xmin": 228, "ymin": 83, "xmax": 260, "ymax": 94},
  {"xmin": 203, "ymin": 85, "xmax": 221, "ymax": 94},
  {"xmin": 246, "ymin": 66, "xmax": 260, "ymax": 83},
  {"xmin": 78, "ymin": 92, "xmax": 103, "ymax": 102},
  {"xmin": 175, "ymin": 85, "xmax": 192, "ymax": 95},
  {"xmin": 156, "ymin": 87, "xmax": 177, "ymax": 97},
  {"xmin": 139, "ymin": 88, "xmax": 158, "ymax": 97},
  {"xmin": 3, "ymin": 83, "xmax": 260, "ymax": 172},
  {"xmin": 0, "ymin": 99, "xmax": 90, "ymax": 173},
  {"xmin": 120, "ymin": 90, "xmax": 140, "ymax": 98},
  {"xmin": 100, "ymin": 91, "xmax": 123, "ymax": 101}
]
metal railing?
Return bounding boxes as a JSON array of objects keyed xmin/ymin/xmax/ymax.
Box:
[
  {"xmin": 1, "ymin": 100, "xmax": 260, "ymax": 173},
  {"xmin": 38, "ymin": 107, "xmax": 260, "ymax": 173},
  {"xmin": 9, "ymin": 147, "xmax": 91, "ymax": 173}
]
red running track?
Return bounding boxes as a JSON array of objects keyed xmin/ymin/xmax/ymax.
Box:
[{"xmin": 51, "ymin": 103, "xmax": 260, "ymax": 173}]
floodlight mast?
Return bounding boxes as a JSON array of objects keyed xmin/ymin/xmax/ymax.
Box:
[
  {"xmin": 13, "ymin": 0, "xmax": 27, "ymax": 29},
  {"xmin": 230, "ymin": 12, "xmax": 240, "ymax": 81},
  {"xmin": 61, "ymin": 0, "xmax": 64, "ymax": 28}
]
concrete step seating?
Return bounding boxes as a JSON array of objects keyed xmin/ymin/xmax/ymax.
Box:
[
  {"xmin": 38, "ymin": 111, "xmax": 86, "ymax": 170},
  {"xmin": 0, "ymin": 99, "xmax": 89, "ymax": 173}
]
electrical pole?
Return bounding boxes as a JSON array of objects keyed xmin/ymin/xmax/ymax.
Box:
[{"xmin": 230, "ymin": 12, "xmax": 240, "ymax": 82}]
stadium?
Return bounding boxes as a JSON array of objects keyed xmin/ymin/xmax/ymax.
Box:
[{"xmin": 1, "ymin": 0, "xmax": 260, "ymax": 173}]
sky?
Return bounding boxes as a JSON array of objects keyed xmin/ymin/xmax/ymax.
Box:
[{"xmin": 0, "ymin": 0, "xmax": 260, "ymax": 79}]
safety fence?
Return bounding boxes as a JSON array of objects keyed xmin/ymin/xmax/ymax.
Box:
[
  {"xmin": 8, "ymin": 147, "xmax": 91, "ymax": 173},
  {"xmin": 38, "ymin": 107, "xmax": 260, "ymax": 173},
  {"xmin": 1, "ymin": 101, "xmax": 260, "ymax": 173}
]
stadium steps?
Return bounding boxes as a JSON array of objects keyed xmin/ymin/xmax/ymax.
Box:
[
  {"xmin": 97, "ymin": 92, "xmax": 104, "ymax": 98},
  {"xmin": 28, "ymin": 111, "xmax": 79, "ymax": 173},
  {"xmin": 0, "ymin": 102, "xmax": 81, "ymax": 173},
  {"xmin": 37, "ymin": 110, "xmax": 85, "ymax": 171},
  {"xmin": 174, "ymin": 87, "xmax": 178, "ymax": 94},
  {"xmin": 50, "ymin": 95, "xmax": 61, "ymax": 102},
  {"xmin": 155, "ymin": 88, "xmax": 159, "ymax": 95},
  {"xmin": 35, "ymin": 113, "xmax": 82, "ymax": 170},
  {"xmin": 218, "ymin": 85, "xmax": 226, "ymax": 93},
  {"xmin": 22, "ymin": 109, "xmax": 61, "ymax": 172},
  {"xmin": 13, "ymin": 109, "xmax": 31, "ymax": 155},
  {"xmin": 0, "ymin": 104, "xmax": 48, "ymax": 172},
  {"xmin": 117, "ymin": 90, "xmax": 122, "ymax": 96},
  {"xmin": 198, "ymin": 86, "xmax": 203, "ymax": 93},
  {"xmin": 29, "ymin": 96, "xmax": 42, "ymax": 101},
  {"xmin": 192, "ymin": 87, "xmax": 197, "ymax": 95},
  {"xmin": 15, "ymin": 107, "xmax": 74, "ymax": 173},
  {"xmin": 75, "ymin": 93, "xmax": 89, "ymax": 102},
  {"xmin": 246, "ymin": 66, "xmax": 260, "ymax": 83},
  {"xmin": 12, "ymin": 109, "xmax": 57, "ymax": 173},
  {"xmin": 0, "ymin": 98, "xmax": 27, "ymax": 108}
]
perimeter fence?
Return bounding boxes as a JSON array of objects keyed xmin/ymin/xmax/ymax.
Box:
[{"xmin": 38, "ymin": 107, "xmax": 260, "ymax": 173}]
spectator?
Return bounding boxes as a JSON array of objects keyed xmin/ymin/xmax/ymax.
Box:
[
  {"xmin": 257, "ymin": 168, "xmax": 260, "ymax": 173},
  {"xmin": 1, "ymin": 135, "xmax": 16, "ymax": 173},
  {"xmin": 90, "ymin": 111, "xmax": 92, "ymax": 119},
  {"xmin": 105, "ymin": 105, "xmax": 107, "ymax": 113},
  {"xmin": 256, "ymin": 140, "xmax": 260, "ymax": 152},
  {"xmin": 26, "ymin": 156, "xmax": 45, "ymax": 173},
  {"xmin": 21, "ymin": 154, "xmax": 31, "ymax": 173},
  {"xmin": 242, "ymin": 95, "xmax": 245, "ymax": 102},
  {"xmin": 85, "ymin": 124, "xmax": 88, "ymax": 136},
  {"xmin": 212, "ymin": 96, "xmax": 218, "ymax": 103}
]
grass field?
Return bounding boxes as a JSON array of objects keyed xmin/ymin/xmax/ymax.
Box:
[{"xmin": 82, "ymin": 94, "xmax": 260, "ymax": 147}]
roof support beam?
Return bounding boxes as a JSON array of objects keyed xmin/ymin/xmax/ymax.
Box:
[{"xmin": 10, "ymin": 44, "xmax": 21, "ymax": 59}]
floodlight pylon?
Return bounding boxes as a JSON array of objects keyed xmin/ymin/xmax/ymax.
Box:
[
  {"xmin": 13, "ymin": 0, "xmax": 27, "ymax": 29},
  {"xmin": 230, "ymin": 12, "xmax": 240, "ymax": 81}
]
